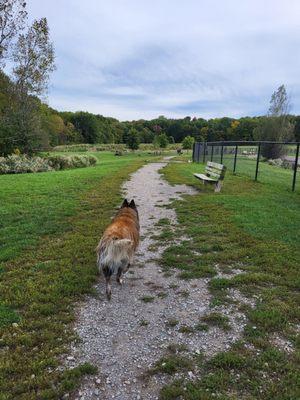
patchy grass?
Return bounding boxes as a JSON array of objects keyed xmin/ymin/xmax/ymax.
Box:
[
  {"xmin": 155, "ymin": 218, "xmax": 171, "ymax": 226},
  {"xmin": 201, "ymin": 312, "xmax": 231, "ymax": 331},
  {"xmin": 178, "ymin": 325, "xmax": 194, "ymax": 334},
  {"xmin": 177, "ymin": 289, "xmax": 190, "ymax": 298},
  {"xmin": 140, "ymin": 295, "xmax": 155, "ymax": 303},
  {"xmin": 167, "ymin": 343, "xmax": 188, "ymax": 354},
  {"xmin": 158, "ymin": 160, "xmax": 300, "ymax": 399},
  {"xmin": 157, "ymin": 291, "xmax": 168, "ymax": 299},
  {"xmin": 165, "ymin": 318, "xmax": 179, "ymax": 328},
  {"xmin": 0, "ymin": 151, "xmax": 161, "ymax": 399},
  {"xmin": 151, "ymin": 228, "xmax": 175, "ymax": 242},
  {"xmin": 194, "ymin": 323, "xmax": 209, "ymax": 332},
  {"xmin": 149, "ymin": 355, "xmax": 193, "ymax": 375}
]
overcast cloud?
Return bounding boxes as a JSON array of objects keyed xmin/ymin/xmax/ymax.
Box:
[{"xmin": 27, "ymin": 0, "xmax": 300, "ymax": 120}]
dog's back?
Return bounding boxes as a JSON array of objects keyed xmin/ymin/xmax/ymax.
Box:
[{"xmin": 96, "ymin": 199, "xmax": 139, "ymax": 299}]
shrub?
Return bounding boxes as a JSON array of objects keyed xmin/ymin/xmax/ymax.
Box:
[
  {"xmin": 0, "ymin": 154, "xmax": 97, "ymax": 174},
  {"xmin": 46, "ymin": 155, "xmax": 97, "ymax": 170},
  {"xmin": 182, "ymin": 135, "xmax": 195, "ymax": 150},
  {"xmin": 0, "ymin": 155, "xmax": 52, "ymax": 174}
]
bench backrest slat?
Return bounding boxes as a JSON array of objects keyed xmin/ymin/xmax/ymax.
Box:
[
  {"xmin": 207, "ymin": 161, "xmax": 225, "ymax": 170},
  {"xmin": 205, "ymin": 161, "xmax": 226, "ymax": 180}
]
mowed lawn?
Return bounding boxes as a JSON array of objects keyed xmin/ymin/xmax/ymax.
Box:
[
  {"xmin": 0, "ymin": 151, "xmax": 161, "ymax": 400},
  {"xmin": 159, "ymin": 159, "xmax": 300, "ymax": 400}
]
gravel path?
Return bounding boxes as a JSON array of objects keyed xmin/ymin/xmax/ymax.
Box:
[{"xmin": 67, "ymin": 160, "xmax": 250, "ymax": 400}]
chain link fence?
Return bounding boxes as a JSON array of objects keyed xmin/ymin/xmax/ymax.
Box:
[{"xmin": 193, "ymin": 141, "xmax": 300, "ymax": 192}]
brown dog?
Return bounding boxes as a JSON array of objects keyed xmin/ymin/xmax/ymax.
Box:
[{"xmin": 96, "ymin": 199, "xmax": 139, "ymax": 299}]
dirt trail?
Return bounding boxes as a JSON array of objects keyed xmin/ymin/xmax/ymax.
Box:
[{"xmin": 67, "ymin": 160, "xmax": 247, "ymax": 400}]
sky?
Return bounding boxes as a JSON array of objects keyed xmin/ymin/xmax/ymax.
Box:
[{"xmin": 27, "ymin": 0, "xmax": 300, "ymax": 121}]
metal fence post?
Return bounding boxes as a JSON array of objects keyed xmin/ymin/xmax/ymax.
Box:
[
  {"xmin": 255, "ymin": 143, "xmax": 261, "ymax": 181},
  {"xmin": 211, "ymin": 145, "xmax": 214, "ymax": 162},
  {"xmin": 220, "ymin": 145, "xmax": 224, "ymax": 164},
  {"xmin": 203, "ymin": 142, "xmax": 206, "ymax": 163},
  {"xmin": 233, "ymin": 145, "xmax": 238, "ymax": 173},
  {"xmin": 292, "ymin": 143, "xmax": 299, "ymax": 191},
  {"xmin": 192, "ymin": 142, "xmax": 196, "ymax": 162}
]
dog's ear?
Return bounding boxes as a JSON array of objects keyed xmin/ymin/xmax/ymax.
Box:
[
  {"xmin": 129, "ymin": 199, "xmax": 136, "ymax": 209},
  {"xmin": 121, "ymin": 199, "xmax": 129, "ymax": 208}
]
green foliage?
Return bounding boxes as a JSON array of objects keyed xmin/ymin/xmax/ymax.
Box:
[
  {"xmin": 153, "ymin": 133, "xmax": 169, "ymax": 149},
  {"xmin": 181, "ymin": 135, "xmax": 195, "ymax": 149},
  {"xmin": 126, "ymin": 128, "xmax": 140, "ymax": 150},
  {"xmin": 69, "ymin": 112, "xmax": 100, "ymax": 144}
]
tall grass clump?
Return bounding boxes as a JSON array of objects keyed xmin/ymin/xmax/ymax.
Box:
[
  {"xmin": 0, "ymin": 154, "xmax": 97, "ymax": 174},
  {"xmin": 52, "ymin": 143, "xmax": 127, "ymax": 152}
]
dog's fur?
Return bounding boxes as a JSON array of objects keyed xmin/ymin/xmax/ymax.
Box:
[{"xmin": 96, "ymin": 199, "xmax": 139, "ymax": 299}]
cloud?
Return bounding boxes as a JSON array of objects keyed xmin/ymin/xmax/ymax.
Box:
[{"xmin": 28, "ymin": 0, "xmax": 300, "ymax": 120}]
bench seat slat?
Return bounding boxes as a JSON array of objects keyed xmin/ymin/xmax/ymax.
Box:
[
  {"xmin": 193, "ymin": 173, "xmax": 218, "ymax": 182},
  {"xmin": 205, "ymin": 168, "xmax": 222, "ymax": 178}
]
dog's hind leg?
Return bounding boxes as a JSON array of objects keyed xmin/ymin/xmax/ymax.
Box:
[
  {"xmin": 105, "ymin": 276, "xmax": 112, "ymax": 300},
  {"xmin": 116, "ymin": 267, "xmax": 123, "ymax": 285},
  {"xmin": 103, "ymin": 265, "xmax": 112, "ymax": 300}
]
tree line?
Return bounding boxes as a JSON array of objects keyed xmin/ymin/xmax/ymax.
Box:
[{"xmin": 0, "ymin": 2, "xmax": 299, "ymax": 157}]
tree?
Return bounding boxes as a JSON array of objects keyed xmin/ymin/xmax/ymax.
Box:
[
  {"xmin": 0, "ymin": 0, "xmax": 27, "ymax": 62},
  {"xmin": 182, "ymin": 135, "xmax": 195, "ymax": 150},
  {"xmin": 13, "ymin": 18, "xmax": 55, "ymax": 95},
  {"xmin": 153, "ymin": 133, "xmax": 168, "ymax": 149},
  {"xmin": 69, "ymin": 112, "xmax": 99, "ymax": 143},
  {"xmin": 127, "ymin": 128, "xmax": 139, "ymax": 150},
  {"xmin": 2, "ymin": 17, "xmax": 56, "ymax": 154},
  {"xmin": 254, "ymin": 85, "xmax": 294, "ymax": 159}
]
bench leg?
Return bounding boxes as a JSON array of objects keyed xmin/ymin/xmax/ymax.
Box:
[{"xmin": 215, "ymin": 181, "xmax": 223, "ymax": 192}]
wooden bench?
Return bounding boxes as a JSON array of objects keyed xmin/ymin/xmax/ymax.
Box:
[{"xmin": 193, "ymin": 161, "xmax": 226, "ymax": 192}]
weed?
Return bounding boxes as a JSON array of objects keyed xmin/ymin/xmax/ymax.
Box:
[{"xmin": 140, "ymin": 295, "xmax": 155, "ymax": 303}]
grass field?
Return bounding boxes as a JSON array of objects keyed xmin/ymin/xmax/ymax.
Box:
[
  {"xmin": 159, "ymin": 159, "xmax": 300, "ymax": 399},
  {"xmin": 0, "ymin": 151, "xmax": 163, "ymax": 400},
  {"xmin": 1, "ymin": 150, "xmax": 299, "ymax": 399}
]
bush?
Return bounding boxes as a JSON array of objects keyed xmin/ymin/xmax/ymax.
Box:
[
  {"xmin": 268, "ymin": 158, "xmax": 283, "ymax": 167},
  {"xmin": 0, "ymin": 154, "xmax": 97, "ymax": 174},
  {"xmin": 0, "ymin": 155, "xmax": 52, "ymax": 174},
  {"xmin": 182, "ymin": 135, "xmax": 195, "ymax": 150},
  {"xmin": 46, "ymin": 155, "xmax": 97, "ymax": 170}
]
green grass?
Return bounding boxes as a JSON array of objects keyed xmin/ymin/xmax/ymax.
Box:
[
  {"xmin": 140, "ymin": 295, "xmax": 155, "ymax": 303},
  {"xmin": 178, "ymin": 325, "xmax": 194, "ymax": 334},
  {"xmin": 165, "ymin": 318, "xmax": 179, "ymax": 328},
  {"xmin": 159, "ymin": 159, "xmax": 300, "ymax": 399},
  {"xmin": 148, "ymin": 355, "xmax": 193, "ymax": 375},
  {"xmin": 0, "ymin": 151, "xmax": 161, "ymax": 399},
  {"xmin": 201, "ymin": 312, "xmax": 231, "ymax": 331}
]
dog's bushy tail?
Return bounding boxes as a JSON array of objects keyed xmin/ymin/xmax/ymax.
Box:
[
  {"xmin": 96, "ymin": 237, "xmax": 132, "ymax": 275},
  {"xmin": 97, "ymin": 237, "xmax": 132, "ymax": 300}
]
